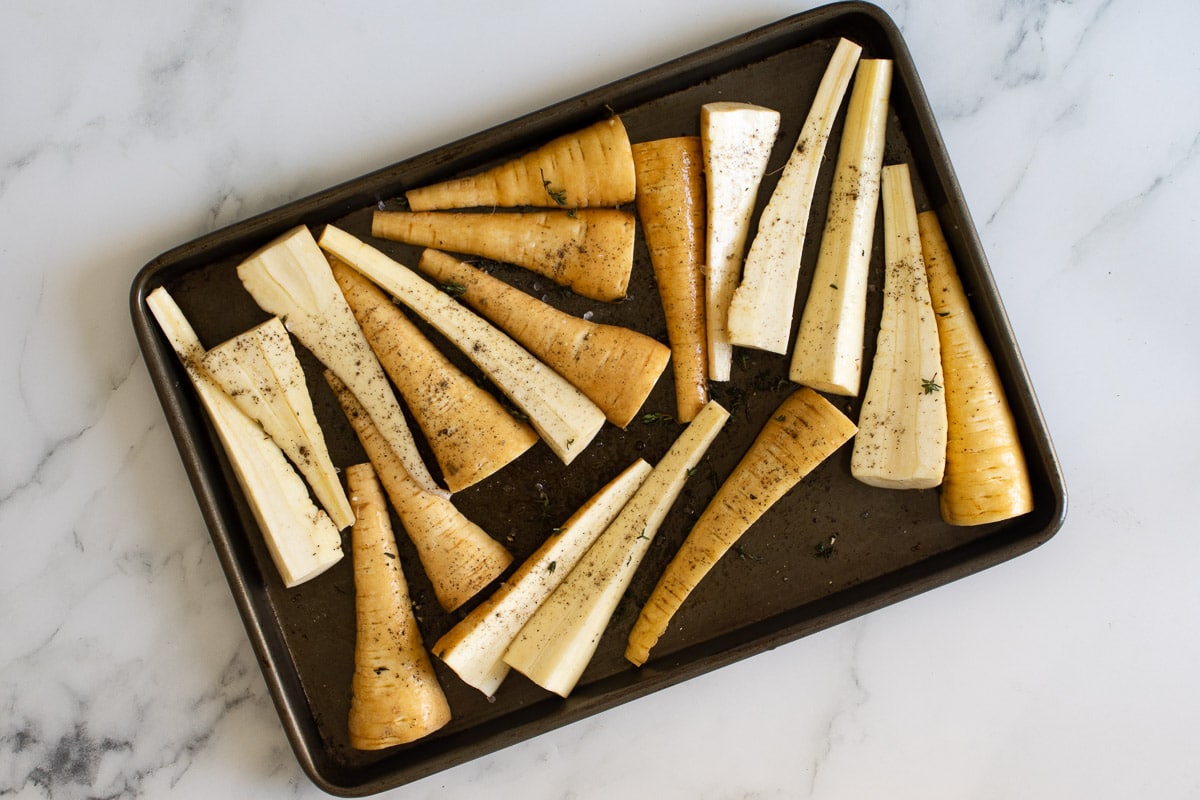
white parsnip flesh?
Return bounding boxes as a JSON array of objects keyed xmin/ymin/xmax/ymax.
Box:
[
  {"xmin": 503, "ymin": 400, "xmax": 729, "ymax": 697},
  {"xmin": 789, "ymin": 57, "xmax": 893, "ymax": 394},
  {"xmin": 700, "ymin": 101, "xmax": 782, "ymax": 381},
  {"xmin": 318, "ymin": 224, "xmax": 606, "ymax": 465},
  {"xmin": 146, "ymin": 287, "xmax": 343, "ymax": 588},
  {"xmin": 726, "ymin": 38, "xmax": 863, "ymax": 355},
  {"xmin": 851, "ymin": 163, "xmax": 946, "ymax": 489}
]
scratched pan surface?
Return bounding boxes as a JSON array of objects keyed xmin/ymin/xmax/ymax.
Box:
[{"xmin": 129, "ymin": 2, "xmax": 1066, "ymax": 795}]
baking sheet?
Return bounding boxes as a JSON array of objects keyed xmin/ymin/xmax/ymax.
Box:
[{"xmin": 129, "ymin": 3, "xmax": 1067, "ymax": 795}]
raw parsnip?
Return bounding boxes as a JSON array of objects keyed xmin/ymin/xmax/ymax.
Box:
[
  {"xmin": 631, "ymin": 136, "xmax": 709, "ymax": 422},
  {"xmin": 850, "ymin": 163, "xmax": 947, "ymax": 489},
  {"xmin": 700, "ymin": 101, "xmax": 782, "ymax": 380},
  {"xmin": 345, "ymin": 463, "xmax": 451, "ymax": 750},
  {"xmin": 918, "ymin": 210, "xmax": 1034, "ymax": 524},
  {"xmin": 331, "ymin": 257, "xmax": 538, "ymax": 491},
  {"xmin": 503, "ymin": 400, "xmax": 729, "ymax": 697},
  {"xmin": 145, "ymin": 287, "xmax": 343, "ymax": 588},
  {"xmin": 416, "ymin": 248, "xmax": 669, "ymax": 428},
  {"xmin": 789, "ymin": 57, "xmax": 893, "ymax": 395},
  {"xmin": 371, "ymin": 208, "xmax": 636, "ymax": 303},
  {"xmin": 626, "ymin": 388, "xmax": 856, "ymax": 666},
  {"xmin": 405, "ymin": 117, "xmax": 636, "ymax": 210},
  {"xmin": 319, "ymin": 225, "xmax": 606, "ymax": 465}
]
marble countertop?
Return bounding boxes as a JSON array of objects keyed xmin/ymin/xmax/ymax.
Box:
[{"xmin": 4, "ymin": 1, "xmax": 1197, "ymax": 797}]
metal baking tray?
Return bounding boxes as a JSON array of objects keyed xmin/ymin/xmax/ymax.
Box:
[{"xmin": 129, "ymin": 2, "xmax": 1067, "ymax": 795}]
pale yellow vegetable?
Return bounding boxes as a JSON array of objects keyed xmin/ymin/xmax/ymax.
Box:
[
  {"xmin": 918, "ymin": 210, "xmax": 1034, "ymax": 525},
  {"xmin": 631, "ymin": 136, "xmax": 709, "ymax": 423},
  {"xmin": 626, "ymin": 388, "xmax": 857, "ymax": 666},
  {"xmin": 503, "ymin": 400, "xmax": 729, "ymax": 697},
  {"xmin": 405, "ymin": 117, "xmax": 636, "ymax": 210},
  {"xmin": 726, "ymin": 38, "xmax": 863, "ymax": 355},
  {"xmin": 235, "ymin": 225, "xmax": 442, "ymax": 495},
  {"xmin": 851, "ymin": 163, "xmax": 947, "ymax": 489},
  {"xmin": 319, "ymin": 224, "xmax": 606, "ymax": 465},
  {"xmin": 329, "ymin": 372, "xmax": 513, "ymax": 612},
  {"xmin": 199, "ymin": 316, "xmax": 354, "ymax": 530},
  {"xmin": 699, "ymin": 101, "xmax": 782, "ymax": 380},
  {"xmin": 433, "ymin": 459, "xmax": 652, "ymax": 697},
  {"xmin": 372, "ymin": 208, "xmax": 636, "ymax": 303},
  {"xmin": 416, "ymin": 248, "xmax": 670, "ymax": 428},
  {"xmin": 145, "ymin": 287, "xmax": 343, "ymax": 588},
  {"xmin": 345, "ymin": 462, "xmax": 451, "ymax": 750},
  {"xmin": 789, "ymin": 58, "xmax": 893, "ymax": 395},
  {"xmin": 331, "ymin": 257, "xmax": 538, "ymax": 491}
]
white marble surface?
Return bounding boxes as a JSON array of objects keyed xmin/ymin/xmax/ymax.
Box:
[{"xmin": 3, "ymin": 0, "xmax": 1197, "ymax": 797}]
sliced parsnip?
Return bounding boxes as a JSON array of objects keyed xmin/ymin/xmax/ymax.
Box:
[
  {"xmin": 345, "ymin": 463, "xmax": 451, "ymax": 749},
  {"xmin": 417, "ymin": 249, "xmax": 669, "ymax": 428},
  {"xmin": 318, "ymin": 224, "xmax": 606, "ymax": 465},
  {"xmin": 199, "ymin": 316, "xmax": 353, "ymax": 530},
  {"xmin": 331, "ymin": 257, "xmax": 538, "ymax": 491},
  {"xmin": 626, "ymin": 388, "xmax": 857, "ymax": 666},
  {"xmin": 145, "ymin": 287, "xmax": 343, "ymax": 588},
  {"xmin": 851, "ymin": 163, "xmax": 947, "ymax": 489},
  {"xmin": 405, "ymin": 117, "xmax": 636, "ymax": 210},
  {"xmin": 235, "ymin": 225, "xmax": 442, "ymax": 495},
  {"xmin": 433, "ymin": 459, "xmax": 652, "ymax": 697},
  {"xmin": 788, "ymin": 57, "xmax": 893, "ymax": 394},
  {"xmin": 372, "ymin": 208, "xmax": 636, "ymax": 303},
  {"xmin": 726, "ymin": 38, "xmax": 863, "ymax": 355},
  {"xmin": 631, "ymin": 136, "xmax": 710, "ymax": 422},
  {"xmin": 918, "ymin": 210, "xmax": 1034, "ymax": 525},
  {"xmin": 700, "ymin": 101, "xmax": 782, "ymax": 381},
  {"xmin": 503, "ymin": 400, "xmax": 729, "ymax": 697},
  {"xmin": 329, "ymin": 372, "xmax": 512, "ymax": 612}
]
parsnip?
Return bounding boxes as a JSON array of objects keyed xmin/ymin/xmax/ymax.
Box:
[
  {"xmin": 918, "ymin": 210, "xmax": 1034, "ymax": 524},
  {"xmin": 503, "ymin": 400, "xmax": 729, "ymax": 697},
  {"xmin": 372, "ymin": 208, "xmax": 636, "ymax": 303},
  {"xmin": 199, "ymin": 316, "xmax": 353, "ymax": 530},
  {"xmin": 236, "ymin": 225, "xmax": 442, "ymax": 495},
  {"xmin": 851, "ymin": 164, "xmax": 946, "ymax": 489},
  {"xmin": 145, "ymin": 287, "xmax": 343, "ymax": 588},
  {"xmin": 329, "ymin": 372, "xmax": 512, "ymax": 612},
  {"xmin": 789, "ymin": 57, "xmax": 893, "ymax": 394},
  {"xmin": 331, "ymin": 257, "xmax": 538, "ymax": 491},
  {"xmin": 626, "ymin": 388, "xmax": 856, "ymax": 666},
  {"xmin": 405, "ymin": 116, "xmax": 636, "ymax": 210},
  {"xmin": 631, "ymin": 136, "xmax": 709, "ymax": 423},
  {"xmin": 700, "ymin": 101, "xmax": 782, "ymax": 380},
  {"xmin": 319, "ymin": 224, "xmax": 606, "ymax": 465},
  {"xmin": 345, "ymin": 462, "xmax": 451, "ymax": 750},
  {"xmin": 417, "ymin": 249, "xmax": 670, "ymax": 428},
  {"xmin": 433, "ymin": 459, "xmax": 652, "ymax": 697}
]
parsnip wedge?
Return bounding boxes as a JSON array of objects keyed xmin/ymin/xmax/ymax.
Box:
[
  {"xmin": 851, "ymin": 164, "xmax": 946, "ymax": 489},
  {"xmin": 200, "ymin": 316, "xmax": 353, "ymax": 530},
  {"xmin": 433, "ymin": 459, "xmax": 652, "ymax": 697},
  {"xmin": 700, "ymin": 101, "xmax": 782, "ymax": 381},
  {"xmin": 372, "ymin": 208, "xmax": 636, "ymax": 302},
  {"xmin": 626, "ymin": 389, "xmax": 856, "ymax": 666},
  {"xmin": 345, "ymin": 463, "xmax": 451, "ymax": 749},
  {"xmin": 145, "ymin": 287, "xmax": 343, "ymax": 588},
  {"xmin": 503, "ymin": 400, "xmax": 729, "ymax": 697},
  {"xmin": 788, "ymin": 57, "xmax": 893, "ymax": 394},
  {"xmin": 319, "ymin": 224, "xmax": 606, "ymax": 465},
  {"xmin": 236, "ymin": 225, "xmax": 442, "ymax": 495},
  {"xmin": 405, "ymin": 116, "xmax": 636, "ymax": 210},
  {"xmin": 329, "ymin": 372, "xmax": 512, "ymax": 612},
  {"xmin": 331, "ymin": 257, "xmax": 538, "ymax": 491},
  {"xmin": 726, "ymin": 38, "xmax": 862, "ymax": 355},
  {"xmin": 417, "ymin": 249, "xmax": 669, "ymax": 428},
  {"xmin": 918, "ymin": 210, "xmax": 1034, "ymax": 525}
]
